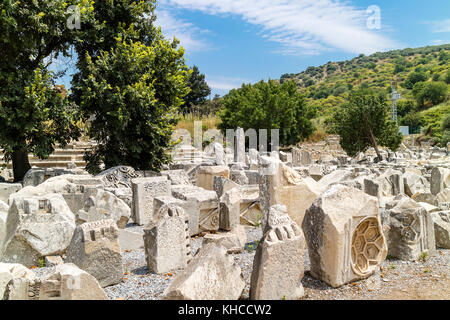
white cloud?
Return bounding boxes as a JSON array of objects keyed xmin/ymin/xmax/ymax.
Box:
[
  {"xmin": 430, "ymin": 39, "xmax": 444, "ymax": 45},
  {"xmin": 159, "ymin": 0, "xmax": 399, "ymax": 55},
  {"xmin": 206, "ymin": 76, "xmax": 250, "ymax": 91},
  {"xmin": 156, "ymin": 9, "xmax": 209, "ymax": 51},
  {"xmin": 428, "ymin": 19, "xmax": 450, "ymax": 33}
]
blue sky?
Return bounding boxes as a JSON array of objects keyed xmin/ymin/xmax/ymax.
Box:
[{"xmin": 57, "ymin": 0, "xmax": 450, "ymax": 97}]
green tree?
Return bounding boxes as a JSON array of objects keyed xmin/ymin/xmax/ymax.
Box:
[
  {"xmin": 72, "ymin": 0, "xmax": 190, "ymax": 173},
  {"xmin": 77, "ymin": 34, "xmax": 190, "ymax": 174},
  {"xmin": 191, "ymin": 94, "xmax": 223, "ymax": 116},
  {"xmin": 412, "ymin": 81, "xmax": 448, "ymax": 107},
  {"xmin": 328, "ymin": 90, "xmax": 402, "ymax": 160},
  {"xmin": 0, "ymin": 0, "xmax": 94, "ymax": 181},
  {"xmin": 441, "ymin": 114, "xmax": 450, "ymax": 147},
  {"xmin": 182, "ymin": 65, "xmax": 211, "ymax": 114},
  {"xmin": 71, "ymin": 0, "xmax": 159, "ymax": 106},
  {"xmin": 403, "ymin": 71, "xmax": 428, "ymax": 89},
  {"xmin": 445, "ymin": 70, "xmax": 450, "ymax": 84},
  {"xmin": 218, "ymin": 80, "xmax": 315, "ymax": 146}
]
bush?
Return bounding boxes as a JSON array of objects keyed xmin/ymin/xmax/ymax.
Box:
[
  {"xmin": 328, "ymin": 89, "xmax": 402, "ymax": 159},
  {"xmin": 403, "ymin": 71, "xmax": 428, "ymax": 89},
  {"xmin": 413, "ymin": 81, "xmax": 448, "ymax": 108},
  {"xmin": 441, "ymin": 114, "xmax": 450, "ymax": 146},
  {"xmin": 419, "ymin": 102, "xmax": 450, "ymax": 146},
  {"xmin": 218, "ymin": 80, "xmax": 315, "ymax": 147}
]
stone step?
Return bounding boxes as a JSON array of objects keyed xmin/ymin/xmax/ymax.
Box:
[
  {"xmin": 0, "ymin": 161, "xmax": 86, "ymax": 169},
  {"xmin": 1, "ymin": 154, "xmax": 85, "ymax": 162}
]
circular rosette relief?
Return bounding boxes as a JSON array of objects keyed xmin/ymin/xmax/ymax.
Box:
[{"xmin": 351, "ymin": 217, "xmax": 386, "ymax": 276}]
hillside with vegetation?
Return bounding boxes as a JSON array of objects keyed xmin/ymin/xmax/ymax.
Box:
[{"xmin": 280, "ymin": 44, "xmax": 450, "ymax": 146}]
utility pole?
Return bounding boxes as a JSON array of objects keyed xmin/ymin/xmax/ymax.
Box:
[{"xmin": 390, "ymin": 81, "xmax": 401, "ymax": 123}]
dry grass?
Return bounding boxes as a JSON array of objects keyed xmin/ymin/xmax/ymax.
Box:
[
  {"xmin": 174, "ymin": 113, "xmax": 220, "ymax": 137},
  {"xmin": 306, "ymin": 118, "xmax": 329, "ymax": 143}
]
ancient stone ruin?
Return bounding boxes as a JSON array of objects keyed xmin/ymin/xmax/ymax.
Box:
[{"xmin": 0, "ymin": 134, "xmax": 449, "ymax": 300}]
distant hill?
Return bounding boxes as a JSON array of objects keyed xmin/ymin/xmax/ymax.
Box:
[{"xmin": 280, "ymin": 44, "xmax": 450, "ymax": 119}]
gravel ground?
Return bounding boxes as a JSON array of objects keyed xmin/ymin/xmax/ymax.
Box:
[{"xmin": 32, "ymin": 225, "xmax": 450, "ymax": 300}]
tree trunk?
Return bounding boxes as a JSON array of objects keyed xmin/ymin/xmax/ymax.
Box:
[
  {"xmin": 12, "ymin": 148, "xmax": 31, "ymax": 182},
  {"xmin": 368, "ymin": 129, "xmax": 383, "ymax": 162}
]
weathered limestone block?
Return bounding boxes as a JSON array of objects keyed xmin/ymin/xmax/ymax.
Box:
[
  {"xmin": 437, "ymin": 188, "xmax": 450, "ymax": 203},
  {"xmin": 213, "ymin": 142, "xmax": 225, "ymax": 165},
  {"xmin": 418, "ymin": 202, "xmax": 440, "ymax": 214},
  {"xmin": 76, "ymin": 188, "xmax": 131, "ymax": 228},
  {"xmin": 10, "ymin": 175, "xmax": 103, "ymax": 215},
  {"xmin": 430, "ymin": 167, "xmax": 450, "ymax": 196},
  {"xmin": 319, "ymin": 153, "xmax": 336, "ymax": 164},
  {"xmin": 384, "ymin": 197, "xmax": 436, "ymax": 261},
  {"xmin": 96, "ymin": 165, "xmax": 141, "ymax": 188},
  {"xmin": 1, "ymin": 194, "xmax": 76, "ymax": 267},
  {"xmin": 230, "ymin": 170, "xmax": 249, "ymax": 185},
  {"xmin": 197, "ymin": 166, "xmax": 230, "ymax": 191},
  {"xmin": 364, "ymin": 178, "xmax": 382, "ymax": 201},
  {"xmin": 376, "ymin": 169, "xmax": 405, "ymax": 197},
  {"xmin": 66, "ymin": 219, "xmax": 123, "ymax": 287},
  {"xmin": 0, "ymin": 263, "xmax": 35, "ymax": 299},
  {"xmin": 248, "ymin": 148, "xmax": 259, "ymax": 169},
  {"xmin": 411, "ymin": 192, "xmax": 438, "ymax": 206},
  {"xmin": 250, "ymin": 205, "xmax": 305, "ymax": 300},
  {"xmin": 213, "ymin": 176, "xmax": 239, "ymax": 198},
  {"xmin": 292, "ymin": 148, "xmax": 312, "ymax": 166},
  {"xmin": 219, "ymin": 187, "xmax": 242, "ymax": 231},
  {"xmin": 234, "ymin": 127, "xmax": 245, "ymax": 164},
  {"xmin": 259, "ymin": 156, "xmax": 322, "ymax": 229},
  {"xmin": 431, "ymin": 211, "xmax": 450, "ymax": 249},
  {"xmin": 4, "ymin": 263, "xmax": 107, "ymax": 300},
  {"xmin": 239, "ymin": 185, "xmax": 261, "ymax": 226},
  {"xmin": 0, "ymin": 200, "xmax": 8, "ymax": 253},
  {"xmin": 245, "ymin": 170, "xmax": 259, "ymax": 185},
  {"xmin": 144, "ymin": 204, "xmax": 191, "ymax": 274},
  {"xmin": 153, "ymin": 196, "xmax": 186, "ymax": 215},
  {"xmin": 318, "ymin": 169, "xmax": 354, "ymax": 189},
  {"xmin": 131, "ymin": 176, "xmax": 171, "ymax": 226},
  {"xmin": 0, "ymin": 183, "xmax": 22, "ymax": 203},
  {"xmin": 23, "ymin": 168, "xmax": 88, "ymax": 187},
  {"xmin": 172, "ymin": 185, "xmax": 219, "ymax": 236},
  {"xmin": 279, "ymin": 151, "xmax": 291, "ymax": 163},
  {"xmin": 302, "ymin": 185, "xmax": 387, "ymax": 288},
  {"xmin": 202, "ymin": 225, "xmax": 247, "ymax": 253},
  {"xmin": 104, "ymin": 187, "xmax": 132, "ymax": 209},
  {"xmin": 163, "ymin": 243, "xmax": 245, "ymax": 300},
  {"xmin": 308, "ymin": 164, "xmax": 324, "ymax": 181},
  {"xmin": 213, "ymin": 179, "xmax": 260, "ymax": 228},
  {"xmin": 403, "ymin": 172, "xmax": 429, "ymax": 197},
  {"xmin": 161, "ymin": 170, "xmax": 191, "ymax": 185}
]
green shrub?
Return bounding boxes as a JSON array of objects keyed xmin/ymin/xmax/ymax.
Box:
[{"xmin": 218, "ymin": 80, "xmax": 315, "ymax": 147}]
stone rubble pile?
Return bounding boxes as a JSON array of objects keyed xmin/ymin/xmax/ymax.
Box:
[{"xmin": 0, "ymin": 131, "xmax": 449, "ymax": 300}]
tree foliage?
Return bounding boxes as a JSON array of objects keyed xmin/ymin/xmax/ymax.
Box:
[
  {"xmin": 402, "ymin": 71, "xmax": 428, "ymax": 89},
  {"xmin": 182, "ymin": 65, "xmax": 211, "ymax": 114},
  {"xmin": 328, "ymin": 90, "xmax": 402, "ymax": 159},
  {"xmin": 412, "ymin": 81, "xmax": 448, "ymax": 108},
  {"xmin": 70, "ymin": 0, "xmax": 191, "ymax": 173},
  {"xmin": 0, "ymin": 0, "xmax": 93, "ymax": 181},
  {"xmin": 218, "ymin": 80, "xmax": 315, "ymax": 146},
  {"xmin": 77, "ymin": 35, "xmax": 190, "ymax": 174},
  {"xmin": 71, "ymin": 0, "xmax": 158, "ymax": 106}
]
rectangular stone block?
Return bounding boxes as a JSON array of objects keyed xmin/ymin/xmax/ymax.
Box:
[
  {"xmin": 197, "ymin": 166, "xmax": 230, "ymax": 191},
  {"xmin": 0, "ymin": 183, "xmax": 22, "ymax": 203},
  {"xmin": 172, "ymin": 185, "xmax": 219, "ymax": 235},
  {"xmin": 131, "ymin": 177, "xmax": 171, "ymax": 226}
]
